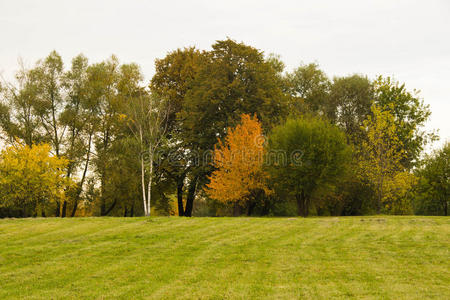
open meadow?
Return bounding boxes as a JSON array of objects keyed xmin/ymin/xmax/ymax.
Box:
[{"xmin": 0, "ymin": 216, "xmax": 449, "ymax": 299}]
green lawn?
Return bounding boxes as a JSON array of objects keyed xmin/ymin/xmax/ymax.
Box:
[{"xmin": 0, "ymin": 216, "xmax": 448, "ymax": 299}]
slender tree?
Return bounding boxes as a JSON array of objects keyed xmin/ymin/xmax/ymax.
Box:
[
  {"xmin": 127, "ymin": 92, "xmax": 170, "ymax": 216},
  {"xmin": 358, "ymin": 104, "xmax": 415, "ymax": 213}
]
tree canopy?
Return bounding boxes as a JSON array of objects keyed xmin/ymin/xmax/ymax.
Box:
[{"xmin": 0, "ymin": 40, "xmax": 442, "ymax": 218}]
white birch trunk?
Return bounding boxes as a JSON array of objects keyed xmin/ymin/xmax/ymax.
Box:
[
  {"xmin": 141, "ymin": 155, "xmax": 147, "ymax": 216},
  {"xmin": 147, "ymin": 152, "xmax": 153, "ymax": 216}
]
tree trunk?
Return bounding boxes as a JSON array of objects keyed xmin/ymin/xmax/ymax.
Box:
[
  {"xmin": 61, "ymin": 201, "xmax": 67, "ymax": 218},
  {"xmin": 141, "ymin": 155, "xmax": 147, "ymax": 216},
  {"xmin": 444, "ymin": 200, "xmax": 448, "ymax": 216},
  {"xmin": 177, "ymin": 178, "xmax": 184, "ymax": 216},
  {"xmin": 247, "ymin": 202, "xmax": 256, "ymax": 216},
  {"xmin": 103, "ymin": 199, "xmax": 117, "ymax": 216},
  {"xmin": 71, "ymin": 133, "xmax": 93, "ymax": 218},
  {"xmin": 100, "ymin": 182, "xmax": 106, "ymax": 216},
  {"xmin": 296, "ymin": 194, "xmax": 303, "ymax": 216},
  {"xmin": 130, "ymin": 202, "xmax": 135, "ymax": 217},
  {"xmin": 146, "ymin": 154, "xmax": 154, "ymax": 217},
  {"xmin": 71, "ymin": 196, "xmax": 79, "ymax": 217},
  {"xmin": 233, "ymin": 203, "xmax": 240, "ymax": 216},
  {"xmin": 296, "ymin": 190, "xmax": 309, "ymax": 217},
  {"xmin": 55, "ymin": 201, "xmax": 60, "ymax": 217},
  {"xmin": 123, "ymin": 206, "xmax": 128, "ymax": 217},
  {"xmin": 303, "ymin": 196, "xmax": 310, "ymax": 218},
  {"xmin": 184, "ymin": 176, "xmax": 198, "ymax": 217}
]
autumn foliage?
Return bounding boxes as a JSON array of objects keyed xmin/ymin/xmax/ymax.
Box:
[
  {"xmin": 206, "ymin": 114, "xmax": 270, "ymax": 211},
  {"xmin": 0, "ymin": 143, "xmax": 73, "ymax": 217}
]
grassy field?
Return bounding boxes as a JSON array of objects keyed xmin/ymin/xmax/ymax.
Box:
[{"xmin": 0, "ymin": 216, "xmax": 449, "ymax": 299}]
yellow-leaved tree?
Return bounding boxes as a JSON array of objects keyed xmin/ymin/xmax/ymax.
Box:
[
  {"xmin": 358, "ymin": 104, "xmax": 416, "ymax": 214},
  {"xmin": 206, "ymin": 114, "xmax": 270, "ymax": 215},
  {"xmin": 0, "ymin": 142, "xmax": 73, "ymax": 217}
]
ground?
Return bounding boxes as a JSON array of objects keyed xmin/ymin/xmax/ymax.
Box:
[{"xmin": 0, "ymin": 216, "xmax": 449, "ymax": 299}]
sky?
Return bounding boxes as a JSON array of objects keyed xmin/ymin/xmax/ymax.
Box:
[{"xmin": 0, "ymin": 0, "xmax": 449, "ymax": 150}]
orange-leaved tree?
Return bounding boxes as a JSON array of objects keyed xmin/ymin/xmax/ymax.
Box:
[{"xmin": 206, "ymin": 114, "xmax": 271, "ymax": 215}]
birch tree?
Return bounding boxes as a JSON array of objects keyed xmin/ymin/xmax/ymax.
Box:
[{"xmin": 127, "ymin": 92, "xmax": 169, "ymax": 216}]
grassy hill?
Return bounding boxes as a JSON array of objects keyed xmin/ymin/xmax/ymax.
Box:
[{"xmin": 0, "ymin": 216, "xmax": 449, "ymax": 299}]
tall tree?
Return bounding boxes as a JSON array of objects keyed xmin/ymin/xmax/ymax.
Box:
[
  {"xmin": 32, "ymin": 51, "xmax": 66, "ymax": 157},
  {"xmin": 179, "ymin": 39, "xmax": 287, "ymax": 216},
  {"xmin": 358, "ymin": 104, "xmax": 415, "ymax": 213},
  {"xmin": 127, "ymin": 91, "xmax": 170, "ymax": 216},
  {"xmin": 61, "ymin": 54, "xmax": 94, "ymax": 217},
  {"xmin": 85, "ymin": 56, "xmax": 124, "ymax": 216},
  {"xmin": 150, "ymin": 47, "xmax": 207, "ymax": 216}
]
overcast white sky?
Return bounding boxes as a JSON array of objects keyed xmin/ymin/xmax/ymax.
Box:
[{"xmin": 1, "ymin": 0, "xmax": 449, "ymax": 149}]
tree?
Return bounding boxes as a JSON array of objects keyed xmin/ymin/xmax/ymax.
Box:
[
  {"xmin": 374, "ymin": 76, "xmax": 436, "ymax": 168},
  {"xmin": 414, "ymin": 143, "xmax": 449, "ymax": 215},
  {"xmin": 0, "ymin": 60, "xmax": 43, "ymax": 146},
  {"xmin": 100, "ymin": 136, "xmax": 142, "ymax": 217},
  {"xmin": 286, "ymin": 63, "xmax": 330, "ymax": 116},
  {"xmin": 358, "ymin": 104, "xmax": 416, "ymax": 213},
  {"xmin": 85, "ymin": 56, "xmax": 127, "ymax": 216},
  {"xmin": 127, "ymin": 92, "xmax": 170, "ymax": 216},
  {"xmin": 61, "ymin": 54, "xmax": 94, "ymax": 217},
  {"xmin": 329, "ymin": 74, "xmax": 373, "ymax": 144},
  {"xmin": 267, "ymin": 116, "xmax": 351, "ymax": 217},
  {"xmin": 206, "ymin": 114, "xmax": 270, "ymax": 215},
  {"xmin": 31, "ymin": 51, "xmax": 66, "ymax": 157},
  {"xmin": 150, "ymin": 47, "xmax": 207, "ymax": 216},
  {"xmin": 1, "ymin": 52, "xmax": 95, "ymax": 217},
  {"xmin": 0, "ymin": 142, "xmax": 73, "ymax": 217},
  {"xmin": 178, "ymin": 39, "xmax": 287, "ymax": 216}
]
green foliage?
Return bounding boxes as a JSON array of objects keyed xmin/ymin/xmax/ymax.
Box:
[
  {"xmin": 181, "ymin": 39, "xmax": 287, "ymax": 146},
  {"xmin": 329, "ymin": 74, "xmax": 373, "ymax": 144},
  {"xmin": 374, "ymin": 76, "xmax": 436, "ymax": 167},
  {"xmin": 267, "ymin": 116, "xmax": 351, "ymax": 216},
  {"xmin": 414, "ymin": 143, "xmax": 449, "ymax": 215},
  {"xmin": 358, "ymin": 105, "xmax": 416, "ymax": 214},
  {"xmin": 0, "ymin": 43, "xmax": 444, "ymax": 218},
  {"xmin": 285, "ymin": 63, "xmax": 330, "ymax": 116},
  {"xmin": 0, "ymin": 61, "xmax": 43, "ymax": 145},
  {"xmin": 152, "ymin": 38, "xmax": 288, "ymax": 216}
]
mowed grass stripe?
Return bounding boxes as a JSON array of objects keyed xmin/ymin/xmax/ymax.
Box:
[{"xmin": 0, "ymin": 217, "xmax": 448, "ymax": 299}]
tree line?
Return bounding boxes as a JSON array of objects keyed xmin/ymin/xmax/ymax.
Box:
[{"xmin": 0, "ymin": 39, "xmax": 447, "ymax": 218}]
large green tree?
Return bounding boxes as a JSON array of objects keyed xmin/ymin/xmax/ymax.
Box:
[
  {"xmin": 151, "ymin": 39, "xmax": 287, "ymax": 216},
  {"xmin": 267, "ymin": 116, "xmax": 351, "ymax": 217},
  {"xmin": 150, "ymin": 47, "xmax": 207, "ymax": 216},
  {"xmin": 179, "ymin": 39, "xmax": 287, "ymax": 216}
]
